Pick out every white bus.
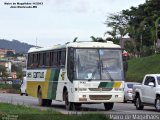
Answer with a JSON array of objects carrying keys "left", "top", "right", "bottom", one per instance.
[{"left": 26, "top": 41, "right": 124, "bottom": 110}]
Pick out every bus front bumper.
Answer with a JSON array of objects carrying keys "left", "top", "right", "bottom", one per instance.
[{"left": 71, "top": 92, "right": 124, "bottom": 103}]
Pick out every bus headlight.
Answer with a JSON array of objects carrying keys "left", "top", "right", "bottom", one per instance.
[
  {"left": 79, "top": 95, "right": 87, "bottom": 101},
  {"left": 115, "top": 95, "right": 123, "bottom": 98}
]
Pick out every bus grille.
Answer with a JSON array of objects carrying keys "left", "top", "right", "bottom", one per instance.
[
  {"left": 89, "top": 88, "right": 113, "bottom": 91},
  {"left": 89, "top": 95, "right": 112, "bottom": 100}
]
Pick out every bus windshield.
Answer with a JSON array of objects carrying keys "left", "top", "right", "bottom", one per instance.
[{"left": 74, "top": 49, "right": 124, "bottom": 81}]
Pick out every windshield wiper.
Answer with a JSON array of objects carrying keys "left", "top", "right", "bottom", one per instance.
[
  {"left": 88, "top": 60, "right": 114, "bottom": 81},
  {"left": 88, "top": 61, "right": 100, "bottom": 81},
  {"left": 88, "top": 68, "right": 98, "bottom": 81},
  {"left": 101, "top": 60, "right": 114, "bottom": 81}
]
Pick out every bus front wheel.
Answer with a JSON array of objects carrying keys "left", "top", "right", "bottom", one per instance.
[
  {"left": 104, "top": 103, "right": 114, "bottom": 111},
  {"left": 64, "top": 91, "right": 73, "bottom": 110},
  {"left": 73, "top": 103, "right": 81, "bottom": 111}
]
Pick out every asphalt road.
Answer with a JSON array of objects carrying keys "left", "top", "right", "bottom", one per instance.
[{"left": 0, "top": 93, "right": 160, "bottom": 115}]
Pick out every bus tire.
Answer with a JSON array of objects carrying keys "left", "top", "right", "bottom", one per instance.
[
  {"left": 104, "top": 103, "right": 114, "bottom": 111},
  {"left": 38, "top": 88, "right": 46, "bottom": 106},
  {"left": 64, "top": 91, "right": 73, "bottom": 110},
  {"left": 73, "top": 103, "right": 81, "bottom": 111},
  {"left": 46, "top": 99, "right": 52, "bottom": 107}
]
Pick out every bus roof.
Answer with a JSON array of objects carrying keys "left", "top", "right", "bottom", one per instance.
[{"left": 28, "top": 41, "right": 121, "bottom": 53}]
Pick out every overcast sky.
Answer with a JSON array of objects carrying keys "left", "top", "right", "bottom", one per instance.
[{"left": 0, "top": 0, "right": 145, "bottom": 47}]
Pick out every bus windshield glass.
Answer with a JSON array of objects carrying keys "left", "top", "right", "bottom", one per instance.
[{"left": 74, "top": 49, "right": 124, "bottom": 81}]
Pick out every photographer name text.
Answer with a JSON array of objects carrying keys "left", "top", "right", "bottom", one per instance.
[{"left": 4, "top": 2, "right": 43, "bottom": 8}]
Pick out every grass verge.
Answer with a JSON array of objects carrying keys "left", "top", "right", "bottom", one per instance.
[
  {"left": 126, "top": 54, "right": 160, "bottom": 82},
  {"left": 0, "top": 103, "right": 110, "bottom": 120}
]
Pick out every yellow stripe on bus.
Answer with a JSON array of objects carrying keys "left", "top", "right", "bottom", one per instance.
[
  {"left": 44, "top": 69, "right": 52, "bottom": 98},
  {"left": 27, "top": 81, "right": 44, "bottom": 97},
  {"left": 45, "top": 69, "right": 51, "bottom": 81},
  {"left": 113, "top": 82, "right": 122, "bottom": 88}
]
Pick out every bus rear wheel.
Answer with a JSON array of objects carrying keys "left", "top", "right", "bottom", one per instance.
[
  {"left": 46, "top": 99, "right": 52, "bottom": 106},
  {"left": 104, "top": 103, "right": 114, "bottom": 111},
  {"left": 38, "top": 88, "right": 52, "bottom": 106},
  {"left": 64, "top": 91, "right": 73, "bottom": 110}
]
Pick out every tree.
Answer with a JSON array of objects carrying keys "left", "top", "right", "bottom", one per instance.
[
  {"left": 0, "top": 65, "right": 8, "bottom": 80},
  {"left": 16, "top": 71, "right": 23, "bottom": 80},
  {"left": 138, "top": 20, "right": 146, "bottom": 55},
  {"left": 126, "top": 25, "right": 139, "bottom": 57},
  {"left": 103, "top": 0, "right": 160, "bottom": 57},
  {"left": 104, "top": 27, "right": 118, "bottom": 43},
  {"left": 90, "top": 36, "right": 106, "bottom": 42},
  {"left": 90, "top": 36, "right": 97, "bottom": 42},
  {"left": 122, "top": 0, "right": 160, "bottom": 55},
  {"left": 73, "top": 37, "right": 78, "bottom": 42},
  {"left": 106, "top": 37, "right": 114, "bottom": 41},
  {"left": 11, "top": 64, "right": 23, "bottom": 79},
  {"left": 118, "top": 26, "right": 127, "bottom": 47},
  {"left": 155, "top": 17, "right": 160, "bottom": 52},
  {"left": 104, "top": 13, "right": 128, "bottom": 46},
  {"left": 124, "top": 41, "right": 134, "bottom": 54}
]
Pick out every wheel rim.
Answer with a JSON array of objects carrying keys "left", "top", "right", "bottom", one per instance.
[
  {"left": 136, "top": 98, "right": 140, "bottom": 108},
  {"left": 156, "top": 99, "right": 160, "bottom": 110}
]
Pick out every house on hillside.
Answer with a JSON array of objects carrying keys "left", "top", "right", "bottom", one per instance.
[
  {"left": 0, "top": 48, "right": 16, "bottom": 58},
  {"left": 0, "top": 59, "right": 11, "bottom": 72}
]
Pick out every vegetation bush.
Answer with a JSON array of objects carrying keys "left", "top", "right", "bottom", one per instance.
[
  {"left": 141, "top": 46, "right": 154, "bottom": 57},
  {"left": 12, "top": 83, "right": 21, "bottom": 90},
  {"left": 0, "top": 84, "right": 12, "bottom": 89},
  {"left": 0, "top": 83, "right": 20, "bottom": 94},
  {"left": 126, "top": 54, "right": 160, "bottom": 82}
]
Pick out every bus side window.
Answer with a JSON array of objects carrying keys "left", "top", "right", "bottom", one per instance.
[
  {"left": 53, "top": 52, "right": 58, "bottom": 67},
  {"left": 46, "top": 52, "right": 50, "bottom": 67},
  {"left": 28, "top": 53, "right": 38, "bottom": 68},
  {"left": 40, "top": 53, "right": 43, "bottom": 67},
  {"left": 37, "top": 53, "right": 40, "bottom": 67},
  {"left": 57, "top": 50, "right": 66, "bottom": 67},
  {"left": 43, "top": 53, "right": 46, "bottom": 67},
  {"left": 27, "top": 53, "right": 32, "bottom": 68},
  {"left": 57, "top": 51, "right": 61, "bottom": 67},
  {"left": 67, "top": 48, "right": 74, "bottom": 82},
  {"left": 49, "top": 52, "right": 51, "bottom": 66},
  {"left": 61, "top": 50, "right": 66, "bottom": 67},
  {"left": 31, "top": 54, "right": 35, "bottom": 68},
  {"left": 33, "top": 53, "right": 38, "bottom": 68}
]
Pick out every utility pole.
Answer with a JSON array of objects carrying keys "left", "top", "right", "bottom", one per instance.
[{"left": 36, "top": 37, "right": 38, "bottom": 48}]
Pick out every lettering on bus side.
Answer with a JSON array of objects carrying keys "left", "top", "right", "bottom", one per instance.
[
  {"left": 27, "top": 72, "right": 32, "bottom": 78},
  {"left": 33, "top": 72, "right": 44, "bottom": 78}
]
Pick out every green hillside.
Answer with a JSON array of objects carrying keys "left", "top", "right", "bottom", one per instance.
[
  {"left": 126, "top": 54, "right": 160, "bottom": 82},
  {"left": 0, "top": 39, "right": 35, "bottom": 53}
]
